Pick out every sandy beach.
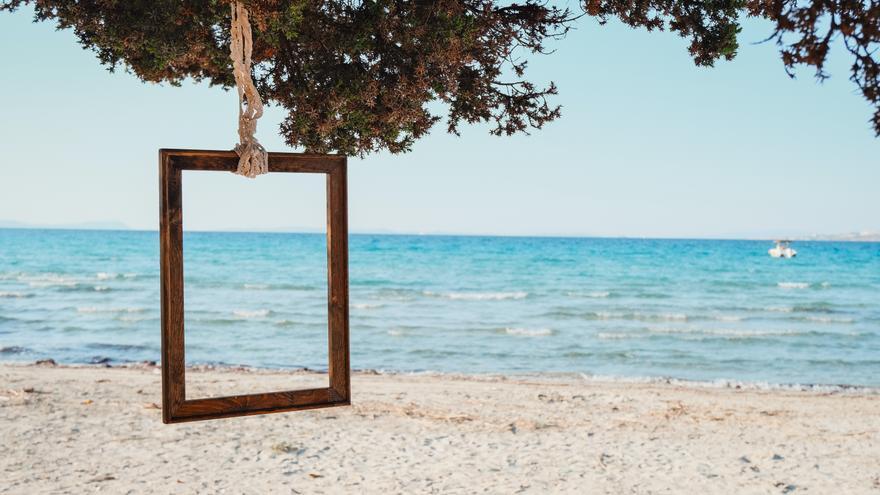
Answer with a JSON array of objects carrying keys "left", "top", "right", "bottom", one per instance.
[{"left": 0, "top": 363, "right": 877, "bottom": 494}]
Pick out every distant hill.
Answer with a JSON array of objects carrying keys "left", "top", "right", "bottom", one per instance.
[{"left": 800, "top": 231, "right": 880, "bottom": 242}]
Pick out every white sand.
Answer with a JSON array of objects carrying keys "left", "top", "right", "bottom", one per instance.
[{"left": 1, "top": 363, "right": 878, "bottom": 494}]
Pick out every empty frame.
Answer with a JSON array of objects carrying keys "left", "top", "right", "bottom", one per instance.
[{"left": 159, "top": 149, "right": 350, "bottom": 423}]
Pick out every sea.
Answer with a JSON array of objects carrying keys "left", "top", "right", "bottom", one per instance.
[{"left": 1, "top": 229, "right": 878, "bottom": 388}]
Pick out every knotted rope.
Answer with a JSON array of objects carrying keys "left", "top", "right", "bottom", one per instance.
[{"left": 230, "top": 1, "right": 268, "bottom": 178}]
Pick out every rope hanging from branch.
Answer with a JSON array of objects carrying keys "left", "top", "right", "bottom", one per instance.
[{"left": 230, "top": 1, "right": 268, "bottom": 178}]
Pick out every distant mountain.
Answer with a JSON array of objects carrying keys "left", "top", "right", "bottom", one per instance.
[{"left": 801, "top": 231, "right": 880, "bottom": 242}]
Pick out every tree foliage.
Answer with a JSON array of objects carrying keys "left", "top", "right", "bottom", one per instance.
[{"left": 2, "top": 0, "right": 879, "bottom": 155}]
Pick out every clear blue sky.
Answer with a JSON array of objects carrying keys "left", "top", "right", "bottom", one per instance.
[{"left": 0, "top": 6, "right": 877, "bottom": 238}]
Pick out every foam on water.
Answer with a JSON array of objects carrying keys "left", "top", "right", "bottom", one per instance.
[
  {"left": 567, "top": 291, "right": 611, "bottom": 298},
  {"left": 591, "top": 311, "right": 690, "bottom": 322},
  {"left": 766, "top": 305, "right": 795, "bottom": 313},
  {"left": 19, "top": 273, "right": 78, "bottom": 288},
  {"left": 596, "top": 327, "right": 814, "bottom": 341},
  {"left": 0, "top": 291, "right": 32, "bottom": 298},
  {"left": 77, "top": 306, "right": 146, "bottom": 314},
  {"left": 659, "top": 327, "right": 807, "bottom": 337},
  {"left": 778, "top": 281, "right": 811, "bottom": 289},
  {"left": 803, "top": 315, "right": 855, "bottom": 324},
  {"left": 353, "top": 303, "right": 385, "bottom": 310},
  {"left": 503, "top": 327, "right": 554, "bottom": 337},
  {"left": 232, "top": 309, "right": 271, "bottom": 318},
  {"left": 713, "top": 314, "right": 745, "bottom": 322},
  {"left": 426, "top": 291, "right": 528, "bottom": 301},
  {"left": 117, "top": 315, "right": 150, "bottom": 323}
]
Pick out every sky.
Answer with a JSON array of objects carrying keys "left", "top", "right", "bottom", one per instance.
[{"left": 0, "top": 6, "right": 877, "bottom": 238}]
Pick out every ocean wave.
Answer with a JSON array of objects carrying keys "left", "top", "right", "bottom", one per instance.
[
  {"left": 117, "top": 315, "right": 152, "bottom": 323},
  {"left": 778, "top": 282, "right": 810, "bottom": 289},
  {"left": 96, "top": 272, "right": 118, "bottom": 280},
  {"left": 19, "top": 274, "right": 78, "bottom": 288},
  {"left": 564, "top": 350, "right": 633, "bottom": 360},
  {"left": 60, "top": 325, "right": 89, "bottom": 333},
  {"left": 353, "top": 303, "right": 385, "bottom": 310},
  {"left": 272, "top": 283, "right": 318, "bottom": 291},
  {"left": 367, "top": 288, "right": 421, "bottom": 301},
  {"left": 595, "top": 311, "right": 689, "bottom": 322},
  {"left": 801, "top": 315, "right": 855, "bottom": 324},
  {"left": 187, "top": 317, "right": 239, "bottom": 326},
  {"left": 712, "top": 314, "right": 744, "bottom": 322},
  {"left": 551, "top": 308, "right": 856, "bottom": 323},
  {"left": 233, "top": 309, "right": 271, "bottom": 318},
  {"left": 186, "top": 280, "right": 316, "bottom": 291},
  {"left": 659, "top": 327, "right": 806, "bottom": 337},
  {"left": 632, "top": 292, "right": 673, "bottom": 299},
  {"left": 566, "top": 291, "right": 611, "bottom": 299},
  {"left": 594, "top": 331, "right": 690, "bottom": 341},
  {"left": 0, "top": 291, "right": 33, "bottom": 298},
  {"left": 595, "top": 332, "right": 635, "bottom": 340},
  {"left": 502, "top": 327, "right": 554, "bottom": 337},
  {"left": 766, "top": 305, "right": 794, "bottom": 313},
  {"left": 545, "top": 309, "right": 692, "bottom": 322},
  {"left": 86, "top": 342, "right": 153, "bottom": 352},
  {"left": 597, "top": 328, "right": 814, "bottom": 340},
  {"left": 56, "top": 284, "right": 119, "bottom": 293},
  {"left": 766, "top": 303, "right": 837, "bottom": 314},
  {"left": 593, "top": 311, "right": 622, "bottom": 320},
  {"left": 77, "top": 306, "right": 146, "bottom": 314},
  {"left": 656, "top": 313, "right": 688, "bottom": 321},
  {"left": 425, "top": 291, "right": 528, "bottom": 301},
  {"left": 793, "top": 304, "right": 837, "bottom": 314}
]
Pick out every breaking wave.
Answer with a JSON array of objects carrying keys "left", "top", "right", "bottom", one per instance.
[
  {"left": 425, "top": 291, "right": 528, "bottom": 301},
  {"left": 77, "top": 306, "right": 146, "bottom": 314},
  {"left": 502, "top": 327, "right": 554, "bottom": 337},
  {"left": 232, "top": 309, "right": 271, "bottom": 318},
  {"left": 778, "top": 282, "right": 810, "bottom": 289}
]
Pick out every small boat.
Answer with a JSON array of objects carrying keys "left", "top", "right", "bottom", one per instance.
[{"left": 769, "top": 240, "right": 797, "bottom": 258}]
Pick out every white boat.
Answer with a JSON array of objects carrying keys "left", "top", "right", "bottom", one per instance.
[{"left": 769, "top": 240, "right": 797, "bottom": 258}]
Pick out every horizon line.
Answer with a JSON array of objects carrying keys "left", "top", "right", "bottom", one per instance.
[{"left": 1, "top": 225, "right": 878, "bottom": 243}]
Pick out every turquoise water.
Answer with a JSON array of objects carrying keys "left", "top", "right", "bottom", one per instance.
[{"left": 1, "top": 229, "right": 878, "bottom": 386}]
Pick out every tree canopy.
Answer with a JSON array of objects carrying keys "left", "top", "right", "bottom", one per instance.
[{"left": 3, "top": 1, "right": 878, "bottom": 155}]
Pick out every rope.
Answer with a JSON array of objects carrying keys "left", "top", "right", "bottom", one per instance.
[{"left": 230, "top": 1, "right": 268, "bottom": 178}]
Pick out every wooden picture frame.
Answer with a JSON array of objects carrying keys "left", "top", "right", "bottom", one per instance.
[{"left": 159, "top": 149, "right": 350, "bottom": 423}]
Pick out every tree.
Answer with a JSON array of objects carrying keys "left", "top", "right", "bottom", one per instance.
[{"left": 3, "top": 1, "right": 878, "bottom": 156}]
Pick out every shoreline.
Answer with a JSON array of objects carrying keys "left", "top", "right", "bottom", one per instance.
[{"left": 4, "top": 358, "right": 879, "bottom": 395}]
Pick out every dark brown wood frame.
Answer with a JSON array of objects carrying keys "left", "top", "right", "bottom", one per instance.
[{"left": 159, "top": 149, "right": 350, "bottom": 423}]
